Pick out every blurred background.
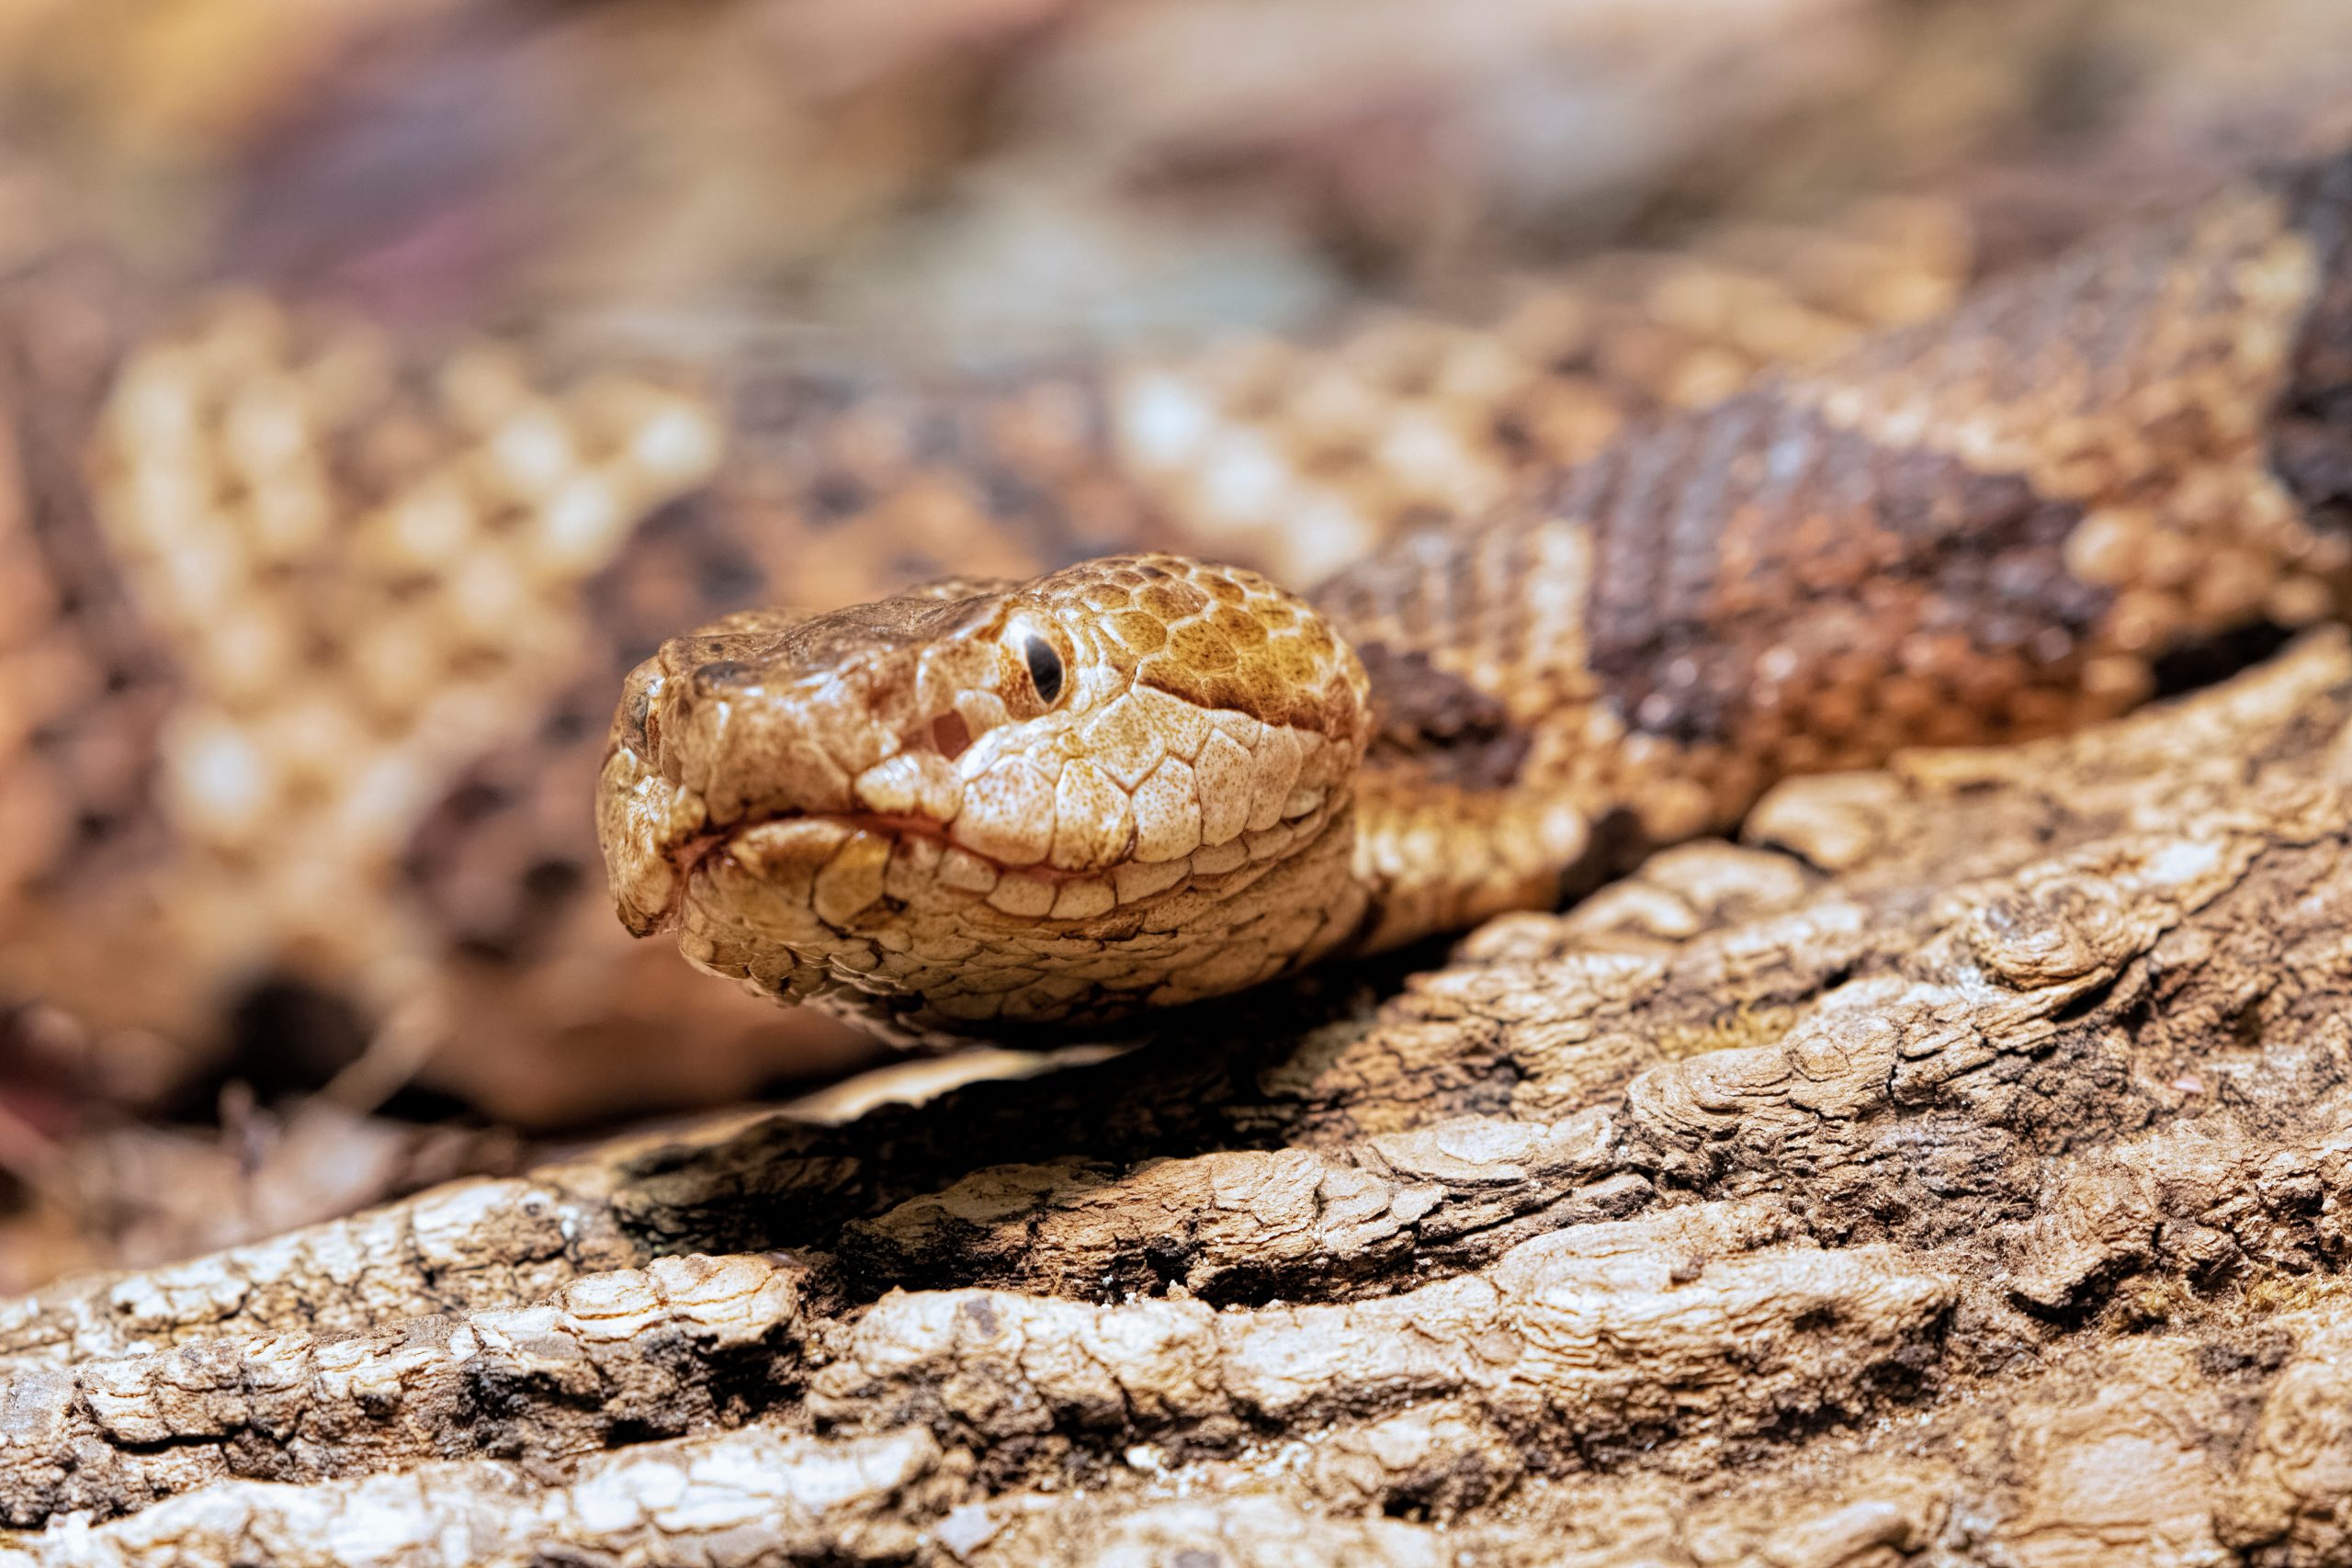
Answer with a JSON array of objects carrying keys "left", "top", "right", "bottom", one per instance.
[
  {"left": 0, "top": 0, "right": 2346, "bottom": 1292},
  {"left": 4, "top": 0, "right": 2345, "bottom": 342}
]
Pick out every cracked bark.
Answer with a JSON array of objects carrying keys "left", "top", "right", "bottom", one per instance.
[{"left": 16, "top": 633, "right": 2352, "bottom": 1562}]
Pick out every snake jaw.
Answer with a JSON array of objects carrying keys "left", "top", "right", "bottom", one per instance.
[{"left": 596, "top": 552, "right": 1374, "bottom": 1041}]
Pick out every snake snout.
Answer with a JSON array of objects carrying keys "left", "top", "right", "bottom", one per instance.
[{"left": 596, "top": 596, "right": 984, "bottom": 934}]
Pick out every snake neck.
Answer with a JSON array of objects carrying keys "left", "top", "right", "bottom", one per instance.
[{"left": 1312, "top": 513, "right": 1633, "bottom": 954}]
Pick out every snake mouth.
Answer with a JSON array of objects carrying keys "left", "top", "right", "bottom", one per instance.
[
  {"left": 656, "top": 805, "right": 927, "bottom": 913},
  {"left": 665, "top": 784, "right": 1361, "bottom": 1038},
  {"left": 604, "top": 705, "right": 1345, "bottom": 943},
  {"left": 685, "top": 784, "right": 1345, "bottom": 939}
]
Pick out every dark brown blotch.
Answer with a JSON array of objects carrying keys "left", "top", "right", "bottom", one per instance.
[
  {"left": 1579, "top": 390, "right": 2100, "bottom": 749},
  {"left": 2274, "top": 148, "right": 2352, "bottom": 540},
  {"left": 1355, "top": 643, "right": 1532, "bottom": 790}
]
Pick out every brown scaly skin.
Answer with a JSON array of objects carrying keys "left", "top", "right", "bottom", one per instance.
[{"left": 601, "top": 150, "right": 2352, "bottom": 1044}]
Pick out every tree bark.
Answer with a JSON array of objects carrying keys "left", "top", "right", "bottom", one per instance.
[{"left": 15, "top": 632, "right": 2352, "bottom": 1563}]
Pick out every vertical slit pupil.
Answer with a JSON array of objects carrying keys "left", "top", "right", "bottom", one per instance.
[{"left": 1023, "top": 636, "right": 1064, "bottom": 704}]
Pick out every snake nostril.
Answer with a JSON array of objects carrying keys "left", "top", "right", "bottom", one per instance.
[
  {"left": 625, "top": 684, "right": 657, "bottom": 752},
  {"left": 930, "top": 710, "right": 974, "bottom": 761}
]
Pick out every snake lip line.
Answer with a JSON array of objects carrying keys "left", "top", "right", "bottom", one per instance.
[{"left": 650, "top": 802, "right": 1133, "bottom": 931}]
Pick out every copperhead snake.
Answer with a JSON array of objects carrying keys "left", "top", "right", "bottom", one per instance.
[
  {"left": 4, "top": 137, "right": 2346, "bottom": 1104},
  {"left": 596, "top": 149, "right": 2352, "bottom": 1044}
]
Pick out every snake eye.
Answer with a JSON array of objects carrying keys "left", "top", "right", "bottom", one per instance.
[{"left": 1021, "top": 633, "right": 1065, "bottom": 705}]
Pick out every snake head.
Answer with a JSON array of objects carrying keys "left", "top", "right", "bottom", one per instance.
[{"left": 596, "top": 552, "right": 1372, "bottom": 1042}]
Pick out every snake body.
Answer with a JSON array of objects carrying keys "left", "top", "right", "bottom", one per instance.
[
  {"left": 0, "top": 152, "right": 1984, "bottom": 1111},
  {"left": 599, "top": 150, "right": 2352, "bottom": 1043},
  {"left": 0, "top": 137, "right": 2343, "bottom": 1103}
]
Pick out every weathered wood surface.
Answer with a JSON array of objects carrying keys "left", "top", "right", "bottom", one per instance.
[{"left": 16, "top": 632, "right": 2352, "bottom": 1563}]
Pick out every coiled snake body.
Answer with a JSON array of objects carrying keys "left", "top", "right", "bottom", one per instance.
[
  {"left": 6, "top": 142, "right": 2350, "bottom": 1099},
  {"left": 598, "top": 151, "right": 2352, "bottom": 1043}
]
